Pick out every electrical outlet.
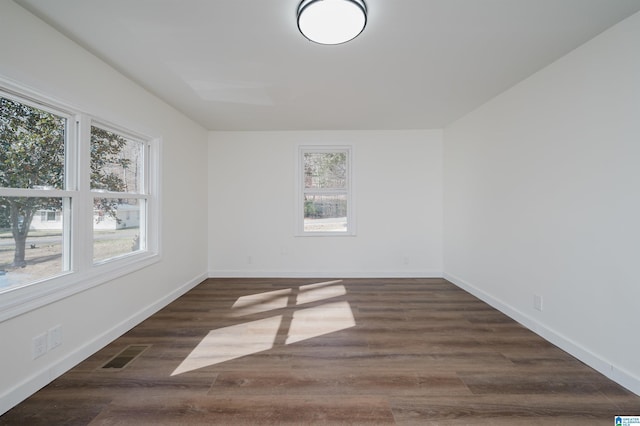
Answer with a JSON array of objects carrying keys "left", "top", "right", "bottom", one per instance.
[
  {"left": 534, "top": 295, "right": 544, "bottom": 312},
  {"left": 32, "top": 333, "right": 48, "bottom": 359},
  {"left": 48, "top": 325, "right": 62, "bottom": 350}
]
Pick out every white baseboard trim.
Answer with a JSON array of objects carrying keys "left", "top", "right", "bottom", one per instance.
[
  {"left": 0, "top": 272, "right": 207, "bottom": 416},
  {"left": 208, "top": 269, "right": 443, "bottom": 279},
  {"left": 443, "top": 272, "right": 640, "bottom": 397}
]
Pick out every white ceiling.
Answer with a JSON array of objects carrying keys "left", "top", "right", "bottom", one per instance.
[{"left": 15, "top": 0, "right": 640, "bottom": 131}]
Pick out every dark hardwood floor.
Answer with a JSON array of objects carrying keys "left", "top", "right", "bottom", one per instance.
[{"left": 2, "top": 278, "right": 639, "bottom": 425}]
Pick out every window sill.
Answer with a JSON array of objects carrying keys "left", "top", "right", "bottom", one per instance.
[{"left": 0, "top": 251, "right": 160, "bottom": 322}]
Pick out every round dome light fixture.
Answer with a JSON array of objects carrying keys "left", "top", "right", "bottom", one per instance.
[{"left": 297, "top": 0, "right": 367, "bottom": 45}]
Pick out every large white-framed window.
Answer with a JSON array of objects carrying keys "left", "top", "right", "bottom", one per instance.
[
  {"left": 0, "top": 80, "right": 160, "bottom": 321},
  {"left": 296, "top": 145, "right": 354, "bottom": 236},
  {"left": 90, "top": 123, "right": 151, "bottom": 264}
]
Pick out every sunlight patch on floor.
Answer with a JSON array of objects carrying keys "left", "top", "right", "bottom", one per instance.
[
  {"left": 297, "top": 280, "right": 346, "bottom": 305},
  {"left": 285, "top": 300, "right": 356, "bottom": 345},
  {"left": 171, "top": 315, "right": 282, "bottom": 376},
  {"left": 230, "top": 288, "right": 292, "bottom": 317},
  {"left": 172, "top": 280, "right": 355, "bottom": 375}
]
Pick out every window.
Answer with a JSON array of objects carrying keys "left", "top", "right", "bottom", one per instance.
[
  {"left": 297, "top": 146, "right": 354, "bottom": 235},
  {"left": 0, "top": 96, "right": 71, "bottom": 286},
  {"left": 41, "top": 211, "right": 58, "bottom": 222},
  {"left": 0, "top": 81, "right": 159, "bottom": 320},
  {"left": 91, "top": 125, "right": 148, "bottom": 263}
]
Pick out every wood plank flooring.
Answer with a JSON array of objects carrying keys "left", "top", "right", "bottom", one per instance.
[{"left": 2, "top": 278, "right": 639, "bottom": 425}]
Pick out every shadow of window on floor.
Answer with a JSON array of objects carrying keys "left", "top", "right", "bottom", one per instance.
[{"left": 171, "top": 280, "right": 355, "bottom": 376}]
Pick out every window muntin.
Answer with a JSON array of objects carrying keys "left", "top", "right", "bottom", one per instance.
[
  {"left": 0, "top": 83, "right": 159, "bottom": 320},
  {"left": 298, "top": 146, "right": 353, "bottom": 235}
]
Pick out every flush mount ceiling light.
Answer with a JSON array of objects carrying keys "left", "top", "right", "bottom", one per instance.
[{"left": 297, "top": 0, "right": 367, "bottom": 45}]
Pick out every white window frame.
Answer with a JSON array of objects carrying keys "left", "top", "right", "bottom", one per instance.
[
  {"left": 88, "top": 120, "right": 155, "bottom": 265},
  {"left": 296, "top": 145, "right": 355, "bottom": 236},
  {"left": 0, "top": 78, "right": 161, "bottom": 322}
]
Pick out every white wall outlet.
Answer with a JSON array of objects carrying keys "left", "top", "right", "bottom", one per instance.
[
  {"left": 32, "top": 333, "right": 48, "bottom": 359},
  {"left": 403, "top": 256, "right": 410, "bottom": 265},
  {"left": 534, "top": 295, "right": 544, "bottom": 312},
  {"left": 48, "top": 325, "right": 62, "bottom": 350}
]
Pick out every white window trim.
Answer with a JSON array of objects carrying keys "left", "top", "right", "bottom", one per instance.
[
  {"left": 0, "top": 77, "right": 161, "bottom": 322},
  {"left": 295, "top": 144, "right": 355, "bottom": 237},
  {"left": 88, "top": 119, "right": 158, "bottom": 264}
]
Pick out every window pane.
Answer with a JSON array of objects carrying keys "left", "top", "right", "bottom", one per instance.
[
  {"left": 93, "top": 198, "right": 142, "bottom": 263},
  {"left": 91, "top": 126, "right": 143, "bottom": 193},
  {"left": 0, "top": 97, "right": 66, "bottom": 189},
  {"left": 303, "top": 194, "right": 347, "bottom": 233},
  {"left": 0, "top": 197, "right": 67, "bottom": 291},
  {"left": 304, "top": 152, "right": 347, "bottom": 189}
]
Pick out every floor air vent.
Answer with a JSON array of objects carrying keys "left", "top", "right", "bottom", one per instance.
[{"left": 101, "top": 345, "right": 150, "bottom": 370}]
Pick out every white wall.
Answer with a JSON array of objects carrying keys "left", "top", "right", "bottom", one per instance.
[
  {"left": 444, "top": 11, "right": 640, "bottom": 394},
  {"left": 209, "top": 130, "right": 443, "bottom": 278},
  {"left": 0, "top": 1, "right": 209, "bottom": 413}
]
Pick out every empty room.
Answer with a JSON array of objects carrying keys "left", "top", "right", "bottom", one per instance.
[{"left": 1, "top": 0, "right": 639, "bottom": 424}]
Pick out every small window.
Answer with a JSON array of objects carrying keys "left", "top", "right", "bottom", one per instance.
[
  {"left": 297, "top": 146, "right": 354, "bottom": 236},
  {"left": 40, "top": 211, "right": 57, "bottom": 222}
]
